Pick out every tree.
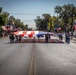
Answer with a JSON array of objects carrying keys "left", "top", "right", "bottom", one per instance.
[
  {"left": 54, "top": 4, "right": 76, "bottom": 32},
  {"left": 0, "top": 7, "right": 9, "bottom": 26},
  {"left": 15, "top": 19, "right": 26, "bottom": 30},
  {"left": 42, "top": 14, "right": 51, "bottom": 30},
  {"left": 8, "top": 16, "right": 15, "bottom": 25},
  {"left": 0, "top": 7, "right": 2, "bottom": 13},
  {"left": 34, "top": 16, "right": 42, "bottom": 30},
  {"left": 25, "top": 24, "right": 28, "bottom": 30},
  {"left": 34, "top": 14, "right": 51, "bottom": 30},
  {"left": 47, "top": 16, "right": 54, "bottom": 31},
  {"left": 54, "top": 4, "right": 76, "bottom": 24},
  {"left": 2, "top": 11, "right": 9, "bottom": 25}
]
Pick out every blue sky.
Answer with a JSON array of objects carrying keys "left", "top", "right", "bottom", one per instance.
[{"left": 0, "top": 0, "right": 76, "bottom": 28}]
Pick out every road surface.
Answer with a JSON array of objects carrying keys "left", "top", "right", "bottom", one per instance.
[{"left": 0, "top": 37, "right": 76, "bottom": 75}]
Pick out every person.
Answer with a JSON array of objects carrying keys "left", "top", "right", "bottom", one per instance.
[
  {"left": 9, "top": 34, "right": 12, "bottom": 43},
  {"left": 18, "top": 35, "right": 22, "bottom": 43},
  {"left": 65, "top": 32, "right": 70, "bottom": 44},
  {"left": 37, "top": 35, "right": 40, "bottom": 40},
  {"left": 45, "top": 33, "right": 49, "bottom": 43},
  {"left": 58, "top": 32, "right": 63, "bottom": 41},
  {"left": 67, "top": 32, "right": 70, "bottom": 44},
  {"left": 11, "top": 34, "right": 15, "bottom": 42},
  {"left": 0, "top": 32, "right": 3, "bottom": 38},
  {"left": 15, "top": 35, "right": 18, "bottom": 42},
  {"left": 65, "top": 32, "right": 68, "bottom": 43},
  {"left": 48, "top": 34, "right": 51, "bottom": 39}
]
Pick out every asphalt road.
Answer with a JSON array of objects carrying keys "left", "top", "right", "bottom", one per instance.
[{"left": 0, "top": 37, "right": 76, "bottom": 75}]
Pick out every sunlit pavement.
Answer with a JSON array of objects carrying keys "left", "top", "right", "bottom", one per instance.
[
  {"left": 0, "top": 37, "right": 76, "bottom": 75},
  {"left": 36, "top": 43, "right": 76, "bottom": 75}
]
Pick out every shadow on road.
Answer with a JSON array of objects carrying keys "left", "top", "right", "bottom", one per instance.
[{"left": 4, "top": 39, "right": 64, "bottom": 44}]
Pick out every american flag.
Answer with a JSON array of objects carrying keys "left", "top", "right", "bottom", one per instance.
[
  {"left": 57, "top": 27, "right": 61, "bottom": 31},
  {"left": 2, "top": 26, "right": 9, "bottom": 30}
]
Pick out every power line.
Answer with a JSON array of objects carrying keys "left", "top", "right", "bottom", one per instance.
[{"left": 9, "top": 13, "right": 40, "bottom": 15}]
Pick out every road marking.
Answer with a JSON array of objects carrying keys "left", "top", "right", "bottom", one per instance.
[{"left": 29, "top": 43, "right": 36, "bottom": 75}]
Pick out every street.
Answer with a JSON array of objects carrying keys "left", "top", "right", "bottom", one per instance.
[{"left": 0, "top": 37, "right": 76, "bottom": 75}]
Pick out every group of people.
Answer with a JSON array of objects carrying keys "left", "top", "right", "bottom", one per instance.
[
  {"left": 8, "top": 31, "right": 71, "bottom": 43},
  {"left": 0, "top": 31, "right": 8, "bottom": 38},
  {"left": 58, "top": 31, "right": 71, "bottom": 44},
  {"left": 9, "top": 34, "right": 22, "bottom": 43}
]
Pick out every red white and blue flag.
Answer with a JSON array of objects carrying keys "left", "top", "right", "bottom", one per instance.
[
  {"left": 57, "top": 27, "right": 61, "bottom": 31},
  {"left": 2, "top": 26, "right": 9, "bottom": 30},
  {"left": 13, "top": 31, "right": 55, "bottom": 38}
]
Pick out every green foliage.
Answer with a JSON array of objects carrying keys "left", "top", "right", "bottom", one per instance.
[
  {"left": 54, "top": 4, "right": 76, "bottom": 23},
  {"left": 35, "top": 14, "right": 51, "bottom": 30},
  {"left": 0, "top": 7, "right": 9, "bottom": 26},
  {"left": 0, "top": 14, "right": 6, "bottom": 26},
  {"left": 1, "top": 4, "right": 76, "bottom": 32},
  {"left": 0, "top": 7, "right": 25, "bottom": 30},
  {"left": 54, "top": 4, "right": 76, "bottom": 31},
  {"left": 0, "top": 7, "right": 2, "bottom": 13}
]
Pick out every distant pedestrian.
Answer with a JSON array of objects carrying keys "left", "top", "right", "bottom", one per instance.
[
  {"left": 19, "top": 35, "right": 22, "bottom": 43},
  {"left": 65, "top": 32, "right": 70, "bottom": 44},
  {"left": 9, "top": 34, "right": 12, "bottom": 43},
  {"left": 48, "top": 34, "right": 51, "bottom": 39},
  {"left": 65, "top": 33, "right": 68, "bottom": 43},
  {"left": 11, "top": 34, "right": 15, "bottom": 42},
  {"left": 45, "top": 33, "right": 49, "bottom": 43},
  {"left": 58, "top": 32, "right": 63, "bottom": 41},
  {"left": 15, "top": 35, "right": 18, "bottom": 42},
  {"left": 67, "top": 32, "right": 70, "bottom": 44},
  {"left": 0, "top": 33, "right": 3, "bottom": 38}
]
